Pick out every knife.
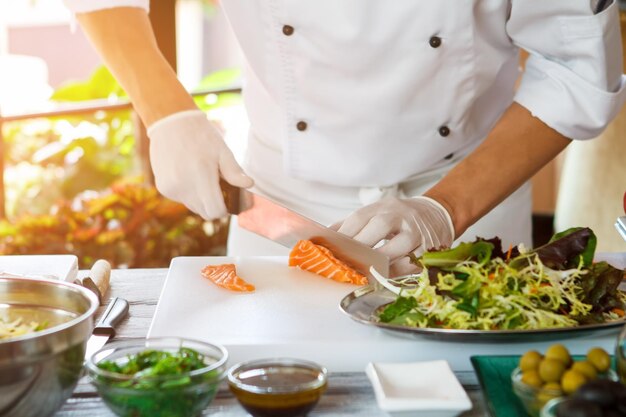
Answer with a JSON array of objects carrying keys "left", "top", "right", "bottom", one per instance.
[
  {"left": 221, "top": 180, "right": 390, "bottom": 280},
  {"left": 85, "top": 297, "right": 130, "bottom": 361},
  {"left": 616, "top": 216, "right": 626, "bottom": 243}
]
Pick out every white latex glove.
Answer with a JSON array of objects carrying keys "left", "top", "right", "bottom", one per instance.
[
  {"left": 333, "top": 196, "right": 455, "bottom": 276},
  {"left": 147, "top": 109, "right": 253, "bottom": 219}
]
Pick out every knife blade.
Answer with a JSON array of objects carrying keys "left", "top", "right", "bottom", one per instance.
[
  {"left": 221, "top": 180, "right": 390, "bottom": 279},
  {"left": 85, "top": 297, "right": 129, "bottom": 361},
  {"left": 616, "top": 216, "right": 626, "bottom": 243}
]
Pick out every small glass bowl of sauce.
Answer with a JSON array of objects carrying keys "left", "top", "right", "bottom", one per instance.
[{"left": 227, "top": 358, "right": 328, "bottom": 417}]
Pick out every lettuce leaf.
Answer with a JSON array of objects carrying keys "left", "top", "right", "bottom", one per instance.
[
  {"left": 379, "top": 297, "right": 418, "bottom": 323},
  {"left": 533, "top": 227, "right": 596, "bottom": 269},
  {"left": 417, "top": 241, "right": 494, "bottom": 268},
  {"left": 578, "top": 261, "right": 624, "bottom": 316}
]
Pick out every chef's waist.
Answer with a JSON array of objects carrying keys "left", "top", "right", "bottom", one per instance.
[{"left": 244, "top": 131, "right": 472, "bottom": 214}]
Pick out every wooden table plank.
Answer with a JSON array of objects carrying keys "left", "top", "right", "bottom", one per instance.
[{"left": 55, "top": 268, "right": 489, "bottom": 416}]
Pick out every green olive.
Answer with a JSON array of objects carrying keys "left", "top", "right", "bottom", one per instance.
[
  {"left": 542, "top": 382, "right": 563, "bottom": 392},
  {"left": 571, "top": 360, "right": 598, "bottom": 380},
  {"left": 520, "top": 350, "right": 543, "bottom": 372},
  {"left": 537, "top": 382, "right": 563, "bottom": 405},
  {"left": 586, "top": 347, "right": 611, "bottom": 373},
  {"left": 521, "top": 369, "right": 543, "bottom": 388},
  {"left": 539, "top": 358, "right": 567, "bottom": 383},
  {"left": 545, "top": 344, "right": 572, "bottom": 366},
  {"left": 561, "top": 370, "right": 587, "bottom": 395}
]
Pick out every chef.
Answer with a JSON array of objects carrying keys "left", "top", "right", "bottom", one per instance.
[{"left": 64, "top": 0, "right": 625, "bottom": 275}]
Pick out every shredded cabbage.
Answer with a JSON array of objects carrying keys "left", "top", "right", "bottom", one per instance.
[
  {"left": 0, "top": 317, "right": 45, "bottom": 339},
  {"left": 378, "top": 253, "right": 623, "bottom": 330}
]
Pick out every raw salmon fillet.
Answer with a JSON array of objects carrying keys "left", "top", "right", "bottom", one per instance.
[
  {"left": 201, "top": 263, "right": 255, "bottom": 292},
  {"left": 289, "top": 240, "right": 367, "bottom": 285}
]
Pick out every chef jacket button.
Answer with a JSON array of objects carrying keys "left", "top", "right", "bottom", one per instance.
[
  {"left": 282, "top": 25, "right": 295, "bottom": 36},
  {"left": 296, "top": 121, "right": 308, "bottom": 131},
  {"left": 429, "top": 36, "right": 442, "bottom": 48},
  {"left": 438, "top": 126, "right": 450, "bottom": 137},
  {"left": 444, "top": 153, "right": 454, "bottom": 160}
]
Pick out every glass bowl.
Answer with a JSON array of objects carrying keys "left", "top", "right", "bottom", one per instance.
[
  {"left": 616, "top": 323, "right": 626, "bottom": 383},
  {"left": 540, "top": 397, "right": 564, "bottom": 417},
  {"left": 85, "top": 337, "right": 228, "bottom": 417},
  {"left": 227, "top": 358, "right": 327, "bottom": 417},
  {"left": 511, "top": 367, "right": 618, "bottom": 417},
  {"left": 511, "top": 367, "right": 564, "bottom": 417}
]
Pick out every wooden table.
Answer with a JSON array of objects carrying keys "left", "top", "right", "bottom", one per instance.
[{"left": 55, "top": 268, "right": 489, "bottom": 416}]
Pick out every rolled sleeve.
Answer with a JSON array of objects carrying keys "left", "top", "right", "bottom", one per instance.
[
  {"left": 63, "top": 0, "right": 149, "bottom": 14},
  {"left": 509, "top": 0, "right": 626, "bottom": 139}
]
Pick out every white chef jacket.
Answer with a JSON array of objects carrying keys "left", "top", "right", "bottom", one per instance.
[{"left": 65, "top": 0, "right": 626, "bottom": 252}]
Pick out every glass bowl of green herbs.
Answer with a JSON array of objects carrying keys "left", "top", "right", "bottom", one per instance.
[{"left": 85, "top": 337, "right": 228, "bottom": 417}]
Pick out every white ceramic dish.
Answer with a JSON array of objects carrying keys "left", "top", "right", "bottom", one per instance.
[{"left": 365, "top": 360, "right": 472, "bottom": 417}]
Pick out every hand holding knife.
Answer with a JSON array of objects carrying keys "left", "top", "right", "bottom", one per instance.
[{"left": 220, "top": 179, "right": 390, "bottom": 281}]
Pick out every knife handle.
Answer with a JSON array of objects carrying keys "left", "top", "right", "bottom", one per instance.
[
  {"left": 220, "top": 178, "right": 254, "bottom": 215},
  {"left": 95, "top": 297, "right": 129, "bottom": 337},
  {"left": 83, "top": 259, "right": 111, "bottom": 304}
]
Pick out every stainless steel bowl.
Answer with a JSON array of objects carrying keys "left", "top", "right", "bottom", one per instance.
[{"left": 0, "top": 276, "right": 99, "bottom": 417}]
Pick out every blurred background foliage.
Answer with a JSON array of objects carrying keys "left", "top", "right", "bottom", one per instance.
[
  {"left": 0, "top": 178, "right": 229, "bottom": 268},
  {"left": 0, "top": 65, "right": 242, "bottom": 268}
]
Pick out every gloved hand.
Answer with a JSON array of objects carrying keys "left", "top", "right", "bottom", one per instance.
[
  {"left": 333, "top": 196, "right": 455, "bottom": 276},
  {"left": 147, "top": 109, "right": 253, "bottom": 219}
]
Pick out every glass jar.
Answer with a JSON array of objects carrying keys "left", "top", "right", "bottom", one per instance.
[{"left": 616, "top": 323, "right": 626, "bottom": 384}]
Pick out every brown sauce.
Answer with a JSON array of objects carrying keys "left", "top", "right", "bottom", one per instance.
[
  {"left": 230, "top": 367, "right": 326, "bottom": 417},
  {"left": 239, "top": 367, "right": 319, "bottom": 388}
]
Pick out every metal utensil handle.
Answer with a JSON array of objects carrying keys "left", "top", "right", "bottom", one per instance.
[
  {"left": 94, "top": 297, "right": 129, "bottom": 337},
  {"left": 616, "top": 217, "right": 626, "bottom": 243}
]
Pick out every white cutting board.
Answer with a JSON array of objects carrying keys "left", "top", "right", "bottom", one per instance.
[
  {"left": 148, "top": 256, "right": 623, "bottom": 372},
  {"left": 0, "top": 254, "right": 78, "bottom": 281}
]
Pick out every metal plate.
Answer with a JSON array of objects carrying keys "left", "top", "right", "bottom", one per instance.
[{"left": 339, "top": 285, "right": 626, "bottom": 342}]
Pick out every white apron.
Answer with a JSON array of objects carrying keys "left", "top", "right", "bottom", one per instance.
[
  {"left": 227, "top": 132, "right": 532, "bottom": 256},
  {"left": 223, "top": 0, "right": 536, "bottom": 255}
]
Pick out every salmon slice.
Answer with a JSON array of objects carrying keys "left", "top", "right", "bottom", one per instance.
[
  {"left": 289, "top": 240, "right": 367, "bottom": 285},
  {"left": 201, "top": 263, "right": 255, "bottom": 292}
]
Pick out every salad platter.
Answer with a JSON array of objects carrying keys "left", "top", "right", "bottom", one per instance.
[
  {"left": 340, "top": 228, "right": 626, "bottom": 342},
  {"left": 340, "top": 285, "right": 626, "bottom": 342}
]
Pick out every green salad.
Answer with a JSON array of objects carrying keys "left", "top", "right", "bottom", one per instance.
[
  {"left": 97, "top": 348, "right": 211, "bottom": 388},
  {"left": 94, "top": 348, "right": 222, "bottom": 417},
  {"left": 377, "top": 227, "right": 626, "bottom": 330}
]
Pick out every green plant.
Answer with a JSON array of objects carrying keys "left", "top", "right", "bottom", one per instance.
[
  {"left": 2, "top": 67, "right": 137, "bottom": 217},
  {"left": 0, "top": 179, "right": 228, "bottom": 268},
  {"left": 51, "top": 66, "right": 126, "bottom": 101},
  {"left": 1, "top": 65, "right": 243, "bottom": 266},
  {"left": 192, "top": 67, "right": 242, "bottom": 112}
]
